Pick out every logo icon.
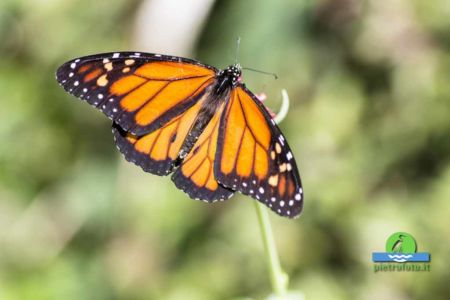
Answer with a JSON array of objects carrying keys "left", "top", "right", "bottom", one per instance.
[{"left": 372, "top": 232, "right": 430, "bottom": 263}]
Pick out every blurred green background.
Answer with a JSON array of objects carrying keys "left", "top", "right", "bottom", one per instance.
[{"left": 0, "top": 0, "right": 449, "bottom": 299}]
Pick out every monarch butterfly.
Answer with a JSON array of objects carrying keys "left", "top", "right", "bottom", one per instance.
[{"left": 56, "top": 52, "right": 303, "bottom": 218}]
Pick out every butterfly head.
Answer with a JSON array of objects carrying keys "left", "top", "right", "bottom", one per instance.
[{"left": 223, "top": 64, "right": 242, "bottom": 86}]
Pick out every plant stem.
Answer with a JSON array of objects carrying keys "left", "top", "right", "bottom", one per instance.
[
  {"left": 273, "top": 89, "right": 290, "bottom": 125},
  {"left": 254, "top": 89, "right": 290, "bottom": 298},
  {"left": 254, "top": 201, "right": 288, "bottom": 297}
]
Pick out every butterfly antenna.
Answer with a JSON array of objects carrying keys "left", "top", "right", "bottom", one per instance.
[
  {"left": 242, "top": 67, "right": 278, "bottom": 80},
  {"left": 235, "top": 37, "right": 241, "bottom": 64}
]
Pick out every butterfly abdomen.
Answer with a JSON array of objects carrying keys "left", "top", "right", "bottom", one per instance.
[{"left": 177, "top": 85, "right": 229, "bottom": 162}]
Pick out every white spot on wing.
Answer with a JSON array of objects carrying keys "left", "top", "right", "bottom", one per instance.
[{"left": 286, "top": 151, "right": 293, "bottom": 160}]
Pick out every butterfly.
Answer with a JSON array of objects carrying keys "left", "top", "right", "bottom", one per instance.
[{"left": 56, "top": 52, "right": 303, "bottom": 218}]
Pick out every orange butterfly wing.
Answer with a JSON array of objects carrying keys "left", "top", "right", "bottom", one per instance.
[
  {"left": 112, "top": 95, "right": 209, "bottom": 175},
  {"left": 172, "top": 103, "right": 234, "bottom": 202},
  {"left": 215, "top": 86, "right": 303, "bottom": 218},
  {"left": 56, "top": 52, "right": 216, "bottom": 135}
]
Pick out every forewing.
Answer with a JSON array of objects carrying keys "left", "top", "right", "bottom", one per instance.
[
  {"left": 215, "top": 85, "right": 303, "bottom": 218},
  {"left": 56, "top": 52, "right": 217, "bottom": 135}
]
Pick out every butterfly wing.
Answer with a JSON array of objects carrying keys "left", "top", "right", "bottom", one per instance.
[
  {"left": 215, "top": 85, "right": 303, "bottom": 218},
  {"left": 56, "top": 52, "right": 217, "bottom": 135},
  {"left": 113, "top": 91, "right": 233, "bottom": 200},
  {"left": 112, "top": 93, "right": 209, "bottom": 176},
  {"left": 172, "top": 103, "right": 234, "bottom": 202}
]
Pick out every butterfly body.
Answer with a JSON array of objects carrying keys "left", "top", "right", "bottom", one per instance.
[
  {"left": 57, "top": 52, "right": 303, "bottom": 218},
  {"left": 168, "top": 64, "right": 242, "bottom": 166}
]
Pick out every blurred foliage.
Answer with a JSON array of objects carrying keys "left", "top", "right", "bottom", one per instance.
[{"left": 0, "top": 0, "right": 449, "bottom": 299}]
